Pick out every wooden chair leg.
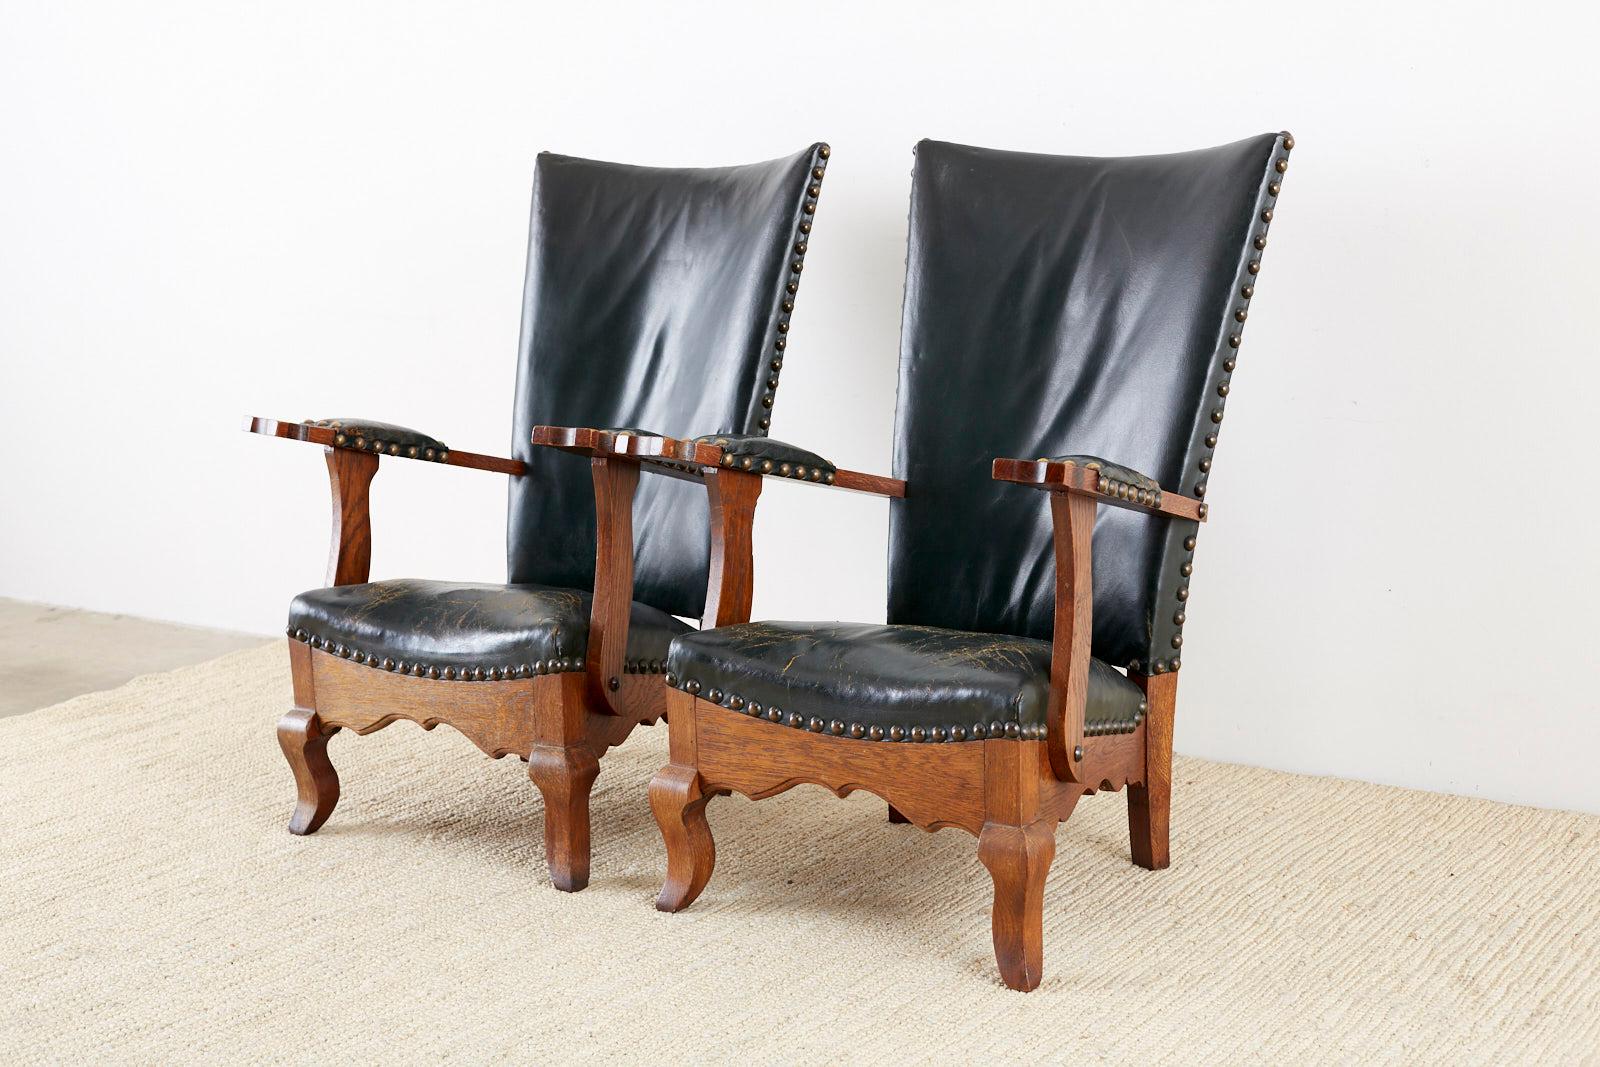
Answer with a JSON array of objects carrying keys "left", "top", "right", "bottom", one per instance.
[
  {"left": 650, "top": 763, "right": 716, "bottom": 912},
  {"left": 1128, "top": 672, "right": 1177, "bottom": 870},
  {"left": 887, "top": 803, "right": 910, "bottom": 824},
  {"left": 527, "top": 742, "right": 601, "bottom": 892},
  {"left": 977, "top": 820, "right": 1057, "bottom": 992},
  {"left": 278, "top": 707, "right": 340, "bottom": 836}
]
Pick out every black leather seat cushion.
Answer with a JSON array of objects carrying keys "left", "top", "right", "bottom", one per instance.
[
  {"left": 666, "top": 622, "right": 1146, "bottom": 742},
  {"left": 288, "top": 580, "right": 691, "bottom": 680}
]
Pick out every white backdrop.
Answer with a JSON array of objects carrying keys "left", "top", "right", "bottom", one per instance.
[{"left": 4, "top": 1, "right": 1598, "bottom": 811}]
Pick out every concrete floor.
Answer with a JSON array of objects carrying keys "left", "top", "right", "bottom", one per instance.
[{"left": 0, "top": 598, "right": 267, "bottom": 718}]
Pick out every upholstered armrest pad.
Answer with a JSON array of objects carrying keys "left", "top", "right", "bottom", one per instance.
[
  {"left": 696, "top": 434, "right": 836, "bottom": 482},
  {"left": 992, "top": 454, "right": 1204, "bottom": 520},
  {"left": 1046, "top": 455, "right": 1159, "bottom": 493},
  {"left": 309, "top": 419, "right": 449, "bottom": 461}
]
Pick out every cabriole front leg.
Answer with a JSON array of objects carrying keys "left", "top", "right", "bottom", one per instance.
[{"left": 278, "top": 707, "right": 340, "bottom": 835}]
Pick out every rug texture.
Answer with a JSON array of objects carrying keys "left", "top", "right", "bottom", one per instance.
[{"left": 2, "top": 644, "right": 1598, "bottom": 1064}]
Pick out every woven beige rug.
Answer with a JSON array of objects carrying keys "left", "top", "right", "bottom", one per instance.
[{"left": 3, "top": 645, "right": 1597, "bottom": 1064}]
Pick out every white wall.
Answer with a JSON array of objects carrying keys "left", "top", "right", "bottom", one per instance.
[{"left": 3, "top": 1, "right": 1598, "bottom": 812}]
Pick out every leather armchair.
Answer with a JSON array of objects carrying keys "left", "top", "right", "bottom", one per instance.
[
  {"left": 646, "top": 132, "right": 1296, "bottom": 991},
  {"left": 248, "top": 142, "right": 834, "bottom": 892}
]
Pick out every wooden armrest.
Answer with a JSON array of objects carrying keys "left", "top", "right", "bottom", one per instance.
[
  {"left": 532, "top": 425, "right": 904, "bottom": 498},
  {"left": 992, "top": 456, "right": 1205, "bottom": 522},
  {"left": 248, "top": 417, "right": 525, "bottom": 476}
]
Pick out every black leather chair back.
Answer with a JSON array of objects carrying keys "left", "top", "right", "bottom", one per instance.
[
  {"left": 509, "top": 146, "right": 827, "bottom": 619},
  {"left": 888, "top": 135, "right": 1290, "bottom": 672}
]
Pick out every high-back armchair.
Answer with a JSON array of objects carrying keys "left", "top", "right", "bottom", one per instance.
[
  {"left": 648, "top": 133, "right": 1294, "bottom": 989},
  {"left": 250, "top": 143, "right": 832, "bottom": 891}
]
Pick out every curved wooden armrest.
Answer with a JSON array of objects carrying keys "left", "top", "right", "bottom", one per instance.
[
  {"left": 248, "top": 417, "right": 525, "bottom": 476},
  {"left": 992, "top": 456, "right": 1205, "bottom": 522},
  {"left": 532, "top": 425, "right": 904, "bottom": 498}
]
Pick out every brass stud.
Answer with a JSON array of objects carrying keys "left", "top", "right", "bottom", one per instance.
[
  {"left": 808, "top": 184, "right": 821, "bottom": 197},
  {"left": 767, "top": 376, "right": 779, "bottom": 389},
  {"left": 767, "top": 707, "right": 783, "bottom": 722},
  {"left": 818, "top": 144, "right": 830, "bottom": 159},
  {"left": 1241, "top": 285, "right": 1254, "bottom": 299},
  {"left": 911, "top": 726, "right": 926, "bottom": 742},
  {"left": 760, "top": 459, "right": 773, "bottom": 473},
  {"left": 1174, "top": 611, "right": 1186, "bottom": 625},
  {"left": 1228, "top": 335, "right": 1241, "bottom": 348},
  {"left": 1198, "top": 503, "right": 1208, "bottom": 519},
  {"left": 1254, "top": 236, "right": 1267, "bottom": 251},
  {"left": 1005, "top": 722, "right": 1021, "bottom": 739},
  {"left": 1098, "top": 476, "right": 1110, "bottom": 492},
  {"left": 441, "top": 667, "right": 455, "bottom": 679},
  {"left": 761, "top": 396, "right": 774, "bottom": 408},
  {"left": 354, "top": 437, "right": 365, "bottom": 449},
  {"left": 685, "top": 679, "right": 701, "bottom": 694},
  {"left": 1268, "top": 181, "right": 1281, "bottom": 196},
  {"left": 758, "top": 417, "right": 770, "bottom": 430},
  {"left": 783, "top": 300, "right": 794, "bottom": 312},
  {"left": 1073, "top": 745, "right": 1083, "bottom": 762},
  {"left": 741, "top": 456, "right": 754, "bottom": 469},
  {"left": 824, "top": 472, "right": 833, "bottom": 483},
  {"left": 1248, "top": 261, "right": 1261, "bottom": 275},
  {"left": 972, "top": 723, "right": 987, "bottom": 739},
  {"left": 786, "top": 282, "right": 798, "bottom": 294},
  {"left": 1177, "top": 587, "right": 1190, "bottom": 601},
  {"left": 950, "top": 726, "right": 965, "bottom": 741},
  {"left": 1205, "top": 433, "right": 1218, "bottom": 447},
  {"left": 776, "top": 338, "right": 786, "bottom": 351},
  {"left": 1184, "top": 535, "right": 1197, "bottom": 550},
  {"left": 849, "top": 723, "right": 865, "bottom": 738},
  {"left": 1199, "top": 457, "right": 1212, "bottom": 472},
  {"left": 1261, "top": 209, "right": 1274, "bottom": 223},
  {"left": 1181, "top": 562, "right": 1193, "bottom": 577},
  {"left": 829, "top": 720, "right": 844, "bottom": 735},
  {"left": 1275, "top": 158, "right": 1288, "bottom": 173},
  {"left": 779, "top": 463, "right": 791, "bottom": 476},
  {"left": 808, "top": 717, "right": 824, "bottom": 732},
  {"left": 721, "top": 454, "right": 734, "bottom": 467},
  {"left": 1211, "top": 410, "right": 1224, "bottom": 423},
  {"left": 664, "top": 671, "right": 677, "bottom": 686},
  {"left": 889, "top": 725, "right": 905, "bottom": 741},
  {"left": 771, "top": 358, "right": 783, "bottom": 370},
  {"left": 334, "top": 433, "right": 347, "bottom": 446},
  {"left": 787, "top": 712, "right": 804, "bottom": 728},
  {"left": 1235, "top": 308, "right": 1247, "bottom": 323},
  {"left": 803, "top": 202, "right": 815, "bottom": 215},
  {"left": 438, "top": 451, "right": 448, "bottom": 463},
  {"left": 791, "top": 261, "right": 803, "bottom": 274},
  {"left": 778, "top": 321, "right": 790, "bottom": 333},
  {"left": 707, "top": 688, "right": 723, "bottom": 703},
  {"left": 813, "top": 166, "right": 825, "bottom": 179},
  {"left": 810, "top": 468, "right": 822, "bottom": 481},
  {"left": 408, "top": 446, "right": 418, "bottom": 458},
  {"left": 1217, "top": 382, "right": 1229, "bottom": 397},
  {"left": 1223, "top": 357, "right": 1236, "bottom": 372},
  {"left": 798, "top": 222, "right": 811, "bottom": 234},
  {"left": 869, "top": 725, "right": 884, "bottom": 741},
  {"left": 795, "top": 242, "right": 807, "bottom": 255}
]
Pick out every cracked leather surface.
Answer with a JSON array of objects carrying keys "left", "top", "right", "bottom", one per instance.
[
  {"left": 668, "top": 621, "right": 1145, "bottom": 735},
  {"left": 289, "top": 579, "right": 691, "bottom": 671}
]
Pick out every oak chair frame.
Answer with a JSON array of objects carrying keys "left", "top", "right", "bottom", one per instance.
[
  {"left": 251, "top": 418, "right": 901, "bottom": 891},
  {"left": 649, "top": 454, "right": 1194, "bottom": 989}
]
